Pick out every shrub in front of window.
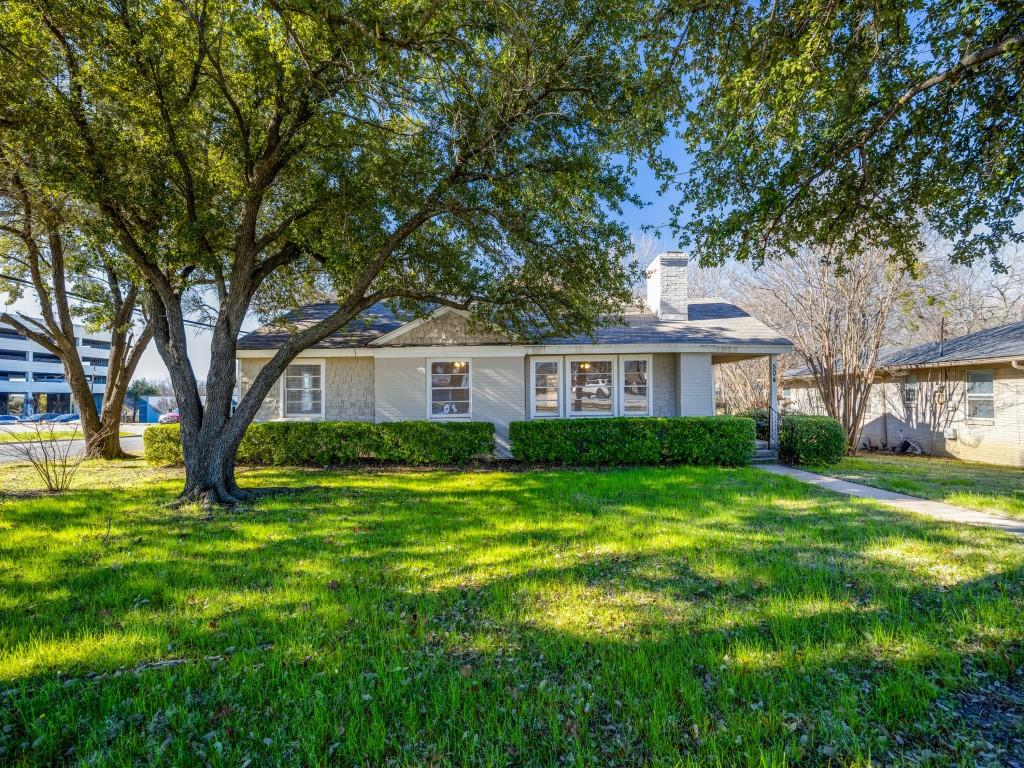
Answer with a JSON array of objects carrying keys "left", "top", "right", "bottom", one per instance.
[
  {"left": 145, "top": 421, "right": 494, "bottom": 467},
  {"left": 508, "top": 416, "right": 755, "bottom": 466},
  {"left": 508, "top": 417, "right": 661, "bottom": 465},
  {"left": 778, "top": 415, "right": 846, "bottom": 465}
]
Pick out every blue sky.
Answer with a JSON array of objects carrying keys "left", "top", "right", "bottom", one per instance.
[{"left": 620, "top": 135, "right": 691, "bottom": 255}]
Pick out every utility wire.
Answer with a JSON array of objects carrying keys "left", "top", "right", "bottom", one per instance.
[{"left": 0, "top": 272, "right": 253, "bottom": 332}]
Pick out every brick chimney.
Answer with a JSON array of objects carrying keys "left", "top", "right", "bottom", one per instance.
[{"left": 645, "top": 252, "right": 689, "bottom": 320}]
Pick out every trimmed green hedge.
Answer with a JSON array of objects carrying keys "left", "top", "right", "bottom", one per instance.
[
  {"left": 779, "top": 414, "right": 846, "bottom": 465},
  {"left": 508, "top": 416, "right": 755, "bottom": 466},
  {"left": 144, "top": 421, "right": 495, "bottom": 467},
  {"left": 736, "top": 408, "right": 770, "bottom": 441}
]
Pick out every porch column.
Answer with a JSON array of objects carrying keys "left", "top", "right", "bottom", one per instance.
[{"left": 768, "top": 354, "right": 779, "bottom": 447}]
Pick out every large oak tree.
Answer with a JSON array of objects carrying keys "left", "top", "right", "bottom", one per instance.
[
  {"left": 0, "top": 0, "right": 682, "bottom": 503},
  {"left": 673, "top": 1, "right": 1023, "bottom": 269}
]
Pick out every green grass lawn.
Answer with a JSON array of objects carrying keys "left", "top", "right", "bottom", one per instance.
[
  {"left": 814, "top": 453, "right": 1024, "bottom": 520},
  {"left": 1, "top": 461, "right": 1023, "bottom": 766}
]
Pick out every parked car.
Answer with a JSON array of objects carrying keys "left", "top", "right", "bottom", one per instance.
[
  {"left": 40, "top": 413, "right": 62, "bottom": 422},
  {"left": 20, "top": 413, "right": 46, "bottom": 423},
  {"left": 51, "top": 413, "right": 80, "bottom": 423},
  {"left": 0, "top": 414, "right": 18, "bottom": 423},
  {"left": 158, "top": 410, "right": 180, "bottom": 424}
]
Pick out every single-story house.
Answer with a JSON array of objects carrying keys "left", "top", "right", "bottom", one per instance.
[
  {"left": 783, "top": 319, "right": 1024, "bottom": 467},
  {"left": 236, "top": 253, "right": 793, "bottom": 455}
]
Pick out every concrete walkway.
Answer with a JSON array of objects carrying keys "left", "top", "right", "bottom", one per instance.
[{"left": 760, "top": 464, "right": 1024, "bottom": 538}]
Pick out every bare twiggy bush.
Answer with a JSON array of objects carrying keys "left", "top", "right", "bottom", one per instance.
[{"left": 0, "top": 422, "right": 103, "bottom": 493}]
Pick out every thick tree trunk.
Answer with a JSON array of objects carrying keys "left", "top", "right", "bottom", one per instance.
[
  {"left": 63, "top": 360, "right": 106, "bottom": 452},
  {"left": 179, "top": 434, "right": 246, "bottom": 506},
  {"left": 151, "top": 287, "right": 373, "bottom": 506}
]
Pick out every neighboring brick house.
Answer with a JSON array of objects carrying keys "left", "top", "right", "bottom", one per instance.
[
  {"left": 236, "top": 253, "right": 793, "bottom": 455},
  {"left": 783, "top": 319, "right": 1024, "bottom": 467}
]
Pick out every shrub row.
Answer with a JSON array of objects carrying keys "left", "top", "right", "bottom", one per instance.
[
  {"left": 779, "top": 414, "right": 846, "bottom": 465},
  {"left": 735, "top": 407, "right": 770, "bottom": 442},
  {"left": 508, "top": 416, "right": 756, "bottom": 466},
  {"left": 144, "top": 421, "right": 495, "bottom": 467}
]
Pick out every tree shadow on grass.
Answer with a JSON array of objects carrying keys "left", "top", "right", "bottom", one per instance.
[{"left": 2, "top": 464, "right": 1022, "bottom": 766}]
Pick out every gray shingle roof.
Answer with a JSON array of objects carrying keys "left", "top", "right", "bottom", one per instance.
[
  {"left": 879, "top": 318, "right": 1024, "bottom": 367},
  {"left": 783, "top": 318, "right": 1024, "bottom": 379},
  {"left": 237, "top": 297, "right": 791, "bottom": 350},
  {"left": 237, "top": 302, "right": 412, "bottom": 350},
  {"left": 546, "top": 299, "right": 791, "bottom": 347}
]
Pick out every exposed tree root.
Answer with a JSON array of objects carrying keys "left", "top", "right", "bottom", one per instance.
[{"left": 164, "top": 483, "right": 300, "bottom": 512}]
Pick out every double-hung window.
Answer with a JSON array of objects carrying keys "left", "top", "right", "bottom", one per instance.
[
  {"left": 965, "top": 370, "right": 994, "bottom": 421},
  {"left": 620, "top": 356, "right": 651, "bottom": 415},
  {"left": 568, "top": 357, "right": 614, "bottom": 416},
  {"left": 902, "top": 375, "right": 918, "bottom": 408},
  {"left": 530, "top": 358, "right": 561, "bottom": 418},
  {"left": 430, "top": 360, "right": 471, "bottom": 418},
  {"left": 283, "top": 362, "right": 323, "bottom": 418}
]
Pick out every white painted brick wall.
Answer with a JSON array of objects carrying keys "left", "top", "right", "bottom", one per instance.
[{"left": 646, "top": 253, "right": 689, "bottom": 320}]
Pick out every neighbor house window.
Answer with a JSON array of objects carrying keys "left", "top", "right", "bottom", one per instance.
[
  {"left": 429, "top": 360, "right": 470, "bottom": 418},
  {"left": 531, "top": 358, "right": 561, "bottom": 418},
  {"left": 568, "top": 358, "right": 614, "bottom": 415},
  {"left": 902, "top": 375, "right": 918, "bottom": 407},
  {"left": 283, "top": 362, "right": 323, "bottom": 418},
  {"left": 966, "top": 370, "right": 994, "bottom": 421},
  {"left": 620, "top": 356, "right": 651, "bottom": 415}
]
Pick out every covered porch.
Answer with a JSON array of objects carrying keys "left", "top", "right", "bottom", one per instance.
[{"left": 712, "top": 350, "right": 783, "bottom": 451}]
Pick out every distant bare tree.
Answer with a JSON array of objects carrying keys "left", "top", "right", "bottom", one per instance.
[
  {"left": 902, "top": 244, "right": 1024, "bottom": 344},
  {"left": 740, "top": 249, "right": 911, "bottom": 450},
  {"left": 688, "top": 260, "right": 797, "bottom": 413}
]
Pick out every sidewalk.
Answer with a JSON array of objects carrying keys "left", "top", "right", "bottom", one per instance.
[{"left": 760, "top": 464, "right": 1024, "bottom": 538}]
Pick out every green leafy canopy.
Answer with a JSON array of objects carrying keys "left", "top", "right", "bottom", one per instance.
[
  {"left": 672, "top": 1, "right": 1023, "bottom": 270},
  {"left": 0, "top": 0, "right": 684, "bottom": 338}
]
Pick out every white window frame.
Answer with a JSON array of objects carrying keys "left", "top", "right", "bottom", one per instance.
[
  {"left": 565, "top": 355, "right": 617, "bottom": 417},
  {"left": 965, "top": 369, "right": 994, "bottom": 423},
  {"left": 902, "top": 375, "right": 918, "bottom": 408},
  {"left": 280, "top": 359, "right": 326, "bottom": 420},
  {"left": 529, "top": 357, "right": 562, "bottom": 418},
  {"left": 427, "top": 358, "right": 472, "bottom": 420},
  {"left": 618, "top": 355, "right": 653, "bottom": 416}
]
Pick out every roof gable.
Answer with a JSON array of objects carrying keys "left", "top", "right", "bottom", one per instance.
[{"left": 369, "top": 306, "right": 514, "bottom": 346}]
